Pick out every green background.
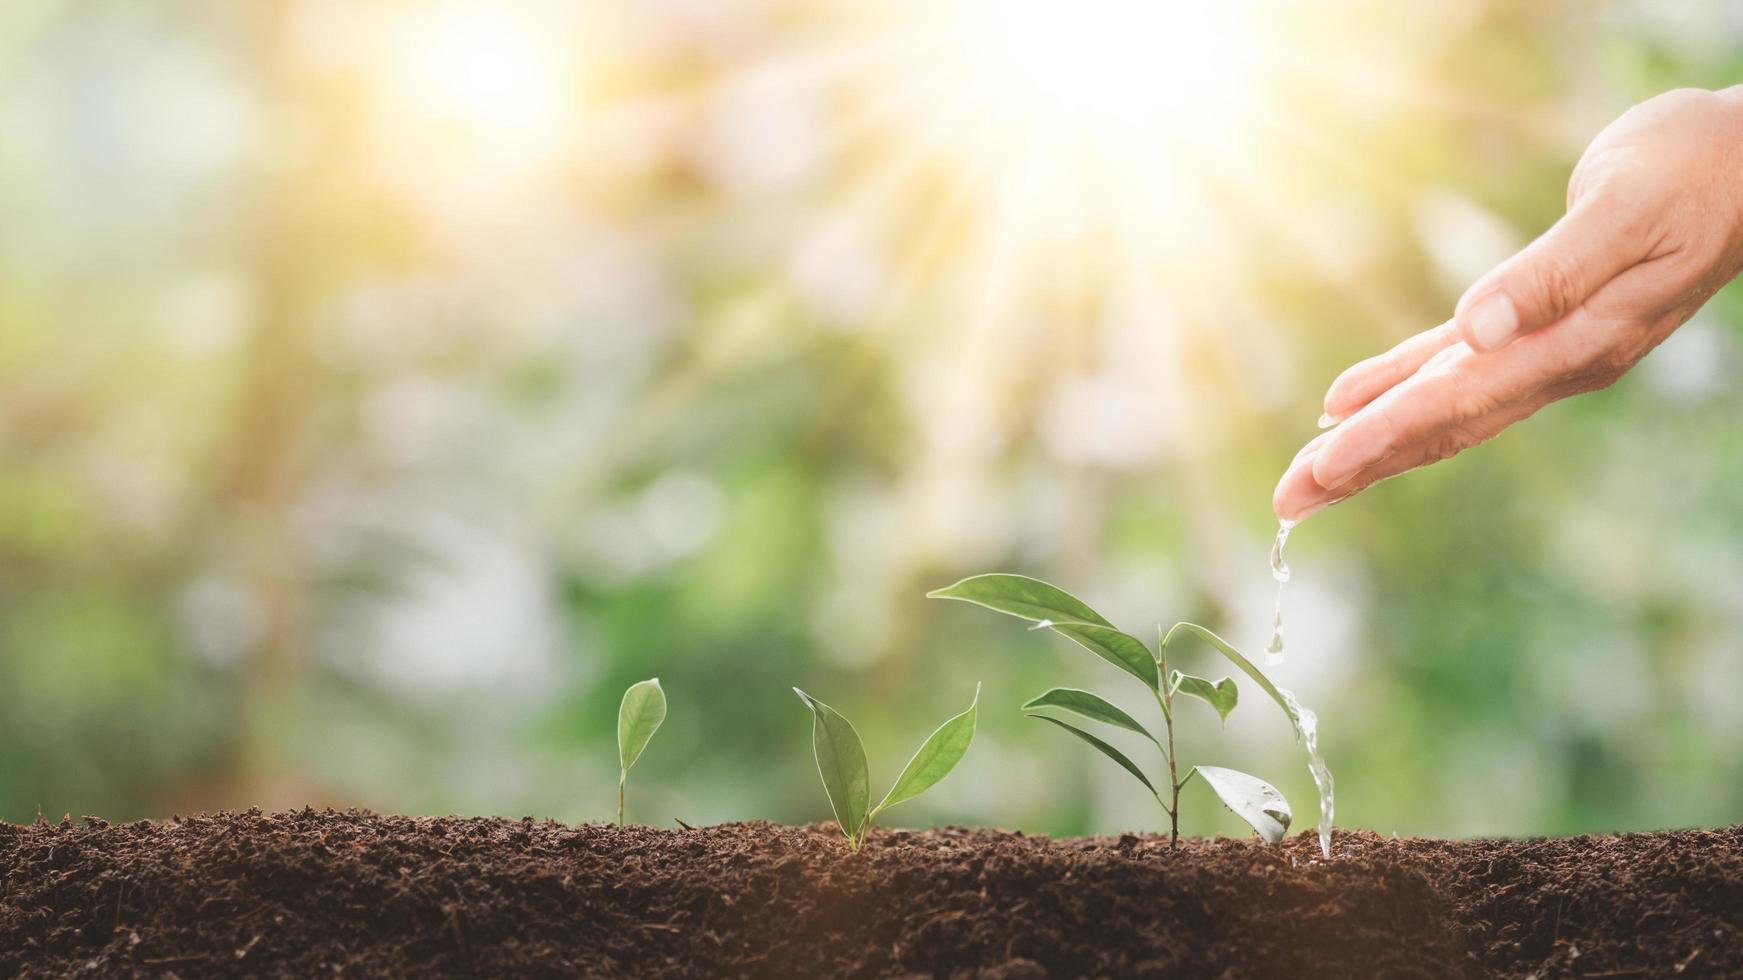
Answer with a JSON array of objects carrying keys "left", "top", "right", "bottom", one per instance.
[{"left": 3, "top": 0, "right": 1741, "bottom": 840}]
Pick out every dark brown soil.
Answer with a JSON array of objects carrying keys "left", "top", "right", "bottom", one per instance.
[{"left": 2, "top": 811, "right": 1738, "bottom": 978}]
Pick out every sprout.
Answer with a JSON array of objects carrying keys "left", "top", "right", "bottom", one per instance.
[
  {"left": 616, "top": 678, "right": 667, "bottom": 826},
  {"left": 931, "top": 574, "right": 1322, "bottom": 848},
  {"left": 794, "top": 684, "right": 979, "bottom": 851}
]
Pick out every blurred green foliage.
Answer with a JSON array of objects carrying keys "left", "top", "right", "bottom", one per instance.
[{"left": 2, "top": 0, "right": 1742, "bottom": 841}]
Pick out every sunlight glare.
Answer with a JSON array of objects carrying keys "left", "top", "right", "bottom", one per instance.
[
  {"left": 954, "top": 0, "right": 1263, "bottom": 148},
  {"left": 867, "top": 0, "right": 1280, "bottom": 281},
  {"left": 371, "top": 1, "right": 583, "bottom": 199}
]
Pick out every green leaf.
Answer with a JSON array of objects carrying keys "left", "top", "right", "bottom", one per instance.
[
  {"left": 872, "top": 684, "right": 980, "bottom": 817},
  {"left": 1161, "top": 622, "right": 1295, "bottom": 730},
  {"left": 927, "top": 574, "right": 1114, "bottom": 627},
  {"left": 794, "top": 688, "right": 871, "bottom": 842},
  {"left": 1194, "top": 765, "right": 1291, "bottom": 844},
  {"left": 1027, "top": 714, "right": 1159, "bottom": 798},
  {"left": 1022, "top": 688, "right": 1159, "bottom": 749},
  {"left": 1050, "top": 623, "right": 1160, "bottom": 690},
  {"left": 617, "top": 678, "right": 667, "bottom": 776},
  {"left": 1169, "top": 670, "right": 1238, "bottom": 723},
  {"left": 928, "top": 575, "right": 1158, "bottom": 689}
]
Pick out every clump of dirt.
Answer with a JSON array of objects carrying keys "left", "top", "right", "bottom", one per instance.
[{"left": 1, "top": 810, "right": 1738, "bottom": 978}]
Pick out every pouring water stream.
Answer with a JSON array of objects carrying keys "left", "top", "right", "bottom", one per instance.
[
  {"left": 1265, "top": 519, "right": 1335, "bottom": 859},
  {"left": 1267, "top": 520, "right": 1293, "bottom": 663}
]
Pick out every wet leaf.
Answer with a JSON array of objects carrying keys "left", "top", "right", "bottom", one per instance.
[
  {"left": 873, "top": 684, "right": 980, "bottom": 817},
  {"left": 617, "top": 678, "right": 667, "bottom": 776},
  {"left": 1195, "top": 765, "right": 1291, "bottom": 844},
  {"left": 794, "top": 689, "right": 871, "bottom": 842},
  {"left": 928, "top": 574, "right": 1113, "bottom": 627},
  {"left": 1028, "top": 714, "right": 1159, "bottom": 798},
  {"left": 1022, "top": 688, "right": 1159, "bottom": 749},
  {"left": 1169, "top": 670, "right": 1238, "bottom": 722}
]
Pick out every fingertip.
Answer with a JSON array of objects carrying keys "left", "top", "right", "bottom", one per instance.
[
  {"left": 1272, "top": 473, "right": 1310, "bottom": 523},
  {"left": 1273, "top": 473, "right": 1333, "bottom": 524},
  {"left": 1320, "top": 367, "right": 1367, "bottom": 420},
  {"left": 1273, "top": 442, "right": 1331, "bottom": 521}
]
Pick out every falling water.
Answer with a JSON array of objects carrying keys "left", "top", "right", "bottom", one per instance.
[
  {"left": 1266, "top": 519, "right": 1294, "bottom": 664},
  {"left": 1265, "top": 518, "right": 1333, "bottom": 857},
  {"left": 1279, "top": 687, "right": 1335, "bottom": 859}
]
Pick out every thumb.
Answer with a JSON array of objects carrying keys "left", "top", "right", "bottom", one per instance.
[{"left": 1454, "top": 199, "right": 1644, "bottom": 352}]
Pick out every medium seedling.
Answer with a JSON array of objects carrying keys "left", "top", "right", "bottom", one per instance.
[
  {"left": 794, "top": 684, "right": 979, "bottom": 851},
  {"left": 617, "top": 677, "right": 667, "bottom": 826},
  {"left": 931, "top": 574, "right": 1311, "bottom": 848}
]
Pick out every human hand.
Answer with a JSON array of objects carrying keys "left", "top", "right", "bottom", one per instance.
[{"left": 1274, "top": 86, "right": 1743, "bottom": 523}]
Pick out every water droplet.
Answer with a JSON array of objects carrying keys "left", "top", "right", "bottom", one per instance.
[{"left": 1270, "top": 519, "right": 1294, "bottom": 584}]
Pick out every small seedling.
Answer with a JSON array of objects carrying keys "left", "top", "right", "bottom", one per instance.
[
  {"left": 930, "top": 574, "right": 1314, "bottom": 848},
  {"left": 794, "top": 684, "right": 979, "bottom": 851},
  {"left": 617, "top": 678, "right": 667, "bottom": 826}
]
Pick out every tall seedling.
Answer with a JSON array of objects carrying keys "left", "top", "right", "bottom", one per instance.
[{"left": 931, "top": 574, "right": 1322, "bottom": 847}]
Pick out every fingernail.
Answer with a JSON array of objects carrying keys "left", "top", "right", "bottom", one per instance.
[
  {"left": 1316, "top": 412, "right": 1344, "bottom": 430},
  {"left": 1466, "top": 292, "right": 1518, "bottom": 351}
]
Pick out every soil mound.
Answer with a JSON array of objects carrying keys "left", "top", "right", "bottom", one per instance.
[{"left": 3, "top": 810, "right": 1738, "bottom": 977}]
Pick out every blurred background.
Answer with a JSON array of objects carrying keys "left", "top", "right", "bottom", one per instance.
[{"left": 3, "top": 0, "right": 1742, "bottom": 840}]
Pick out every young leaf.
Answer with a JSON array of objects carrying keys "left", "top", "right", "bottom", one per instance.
[
  {"left": 928, "top": 574, "right": 1114, "bottom": 628},
  {"left": 1194, "top": 765, "right": 1291, "bottom": 844},
  {"left": 1022, "top": 688, "right": 1160, "bottom": 750},
  {"left": 617, "top": 678, "right": 667, "bottom": 776},
  {"left": 872, "top": 684, "right": 980, "bottom": 818},
  {"left": 1050, "top": 623, "right": 1160, "bottom": 690},
  {"left": 1162, "top": 623, "right": 1293, "bottom": 729},
  {"left": 1169, "top": 670, "right": 1238, "bottom": 722},
  {"left": 794, "top": 689, "right": 871, "bottom": 842},
  {"left": 1027, "top": 714, "right": 1160, "bottom": 799}
]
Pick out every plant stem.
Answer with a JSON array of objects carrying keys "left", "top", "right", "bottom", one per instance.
[
  {"left": 1165, "top": 711, "right": 1179, "bottom": 848},
  {"left": 617, "top": 777, "right": 625, "bottom": 827},
  {"left": 1155, "top": 643, "right": 1180, "bottom": 849}
]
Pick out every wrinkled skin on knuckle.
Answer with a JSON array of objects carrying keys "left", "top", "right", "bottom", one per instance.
[
  {"left": 1529, "top": 251, "right": 1588, "bottom": 322},
  {"left": 1512, "top": 242, "right": 1596, "bottom": 322},
  {"left": 1439, "top": 398, "right": 1544, "bottom": 461},
  {"left": 1421, "top": 432, "right": 1468, "bottom": 467},
  {"left": 1547, "top": 348, "right": 1624, "bottom": 398}
]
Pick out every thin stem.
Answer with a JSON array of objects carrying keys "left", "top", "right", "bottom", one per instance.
[
  {"left": 617, "top": 777, "right": 625, "bottom": 827},
  {"left": 1163, "top": 699, "right": 1179, "bottom": 848},
  {"left": 1155, "top": 641, "right": 1180, "bottom": 849}
]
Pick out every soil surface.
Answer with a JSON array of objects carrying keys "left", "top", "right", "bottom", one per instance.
[{"left": 2, "top": 811, "right": 1738, "bottom": 978}]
